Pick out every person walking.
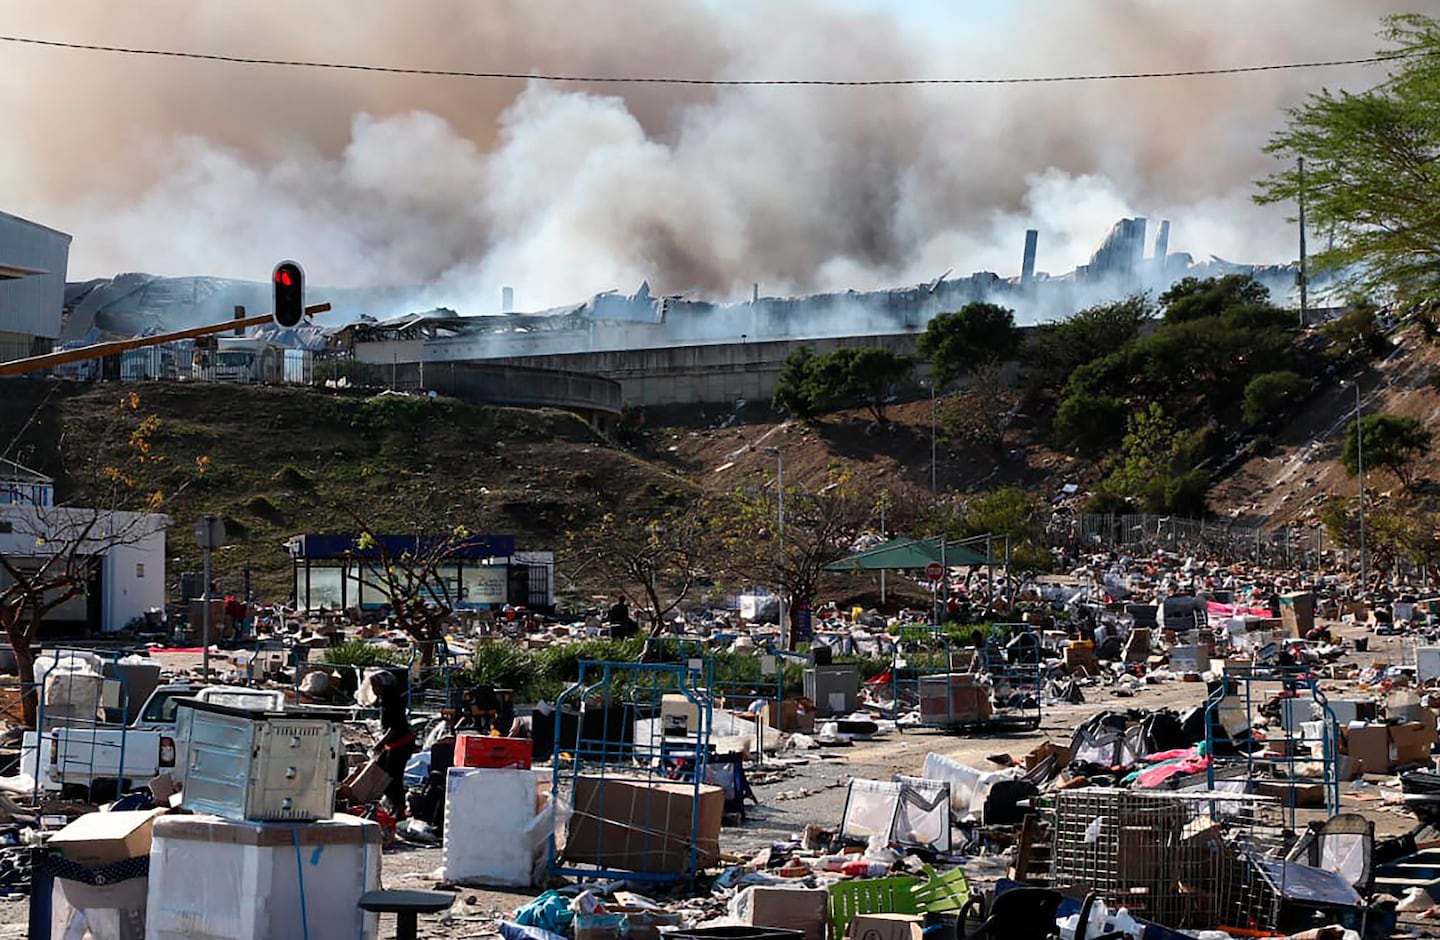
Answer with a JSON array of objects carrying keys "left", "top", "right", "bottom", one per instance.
[{"left": 369, "top": 671, "right": 415, "bottom": 822}]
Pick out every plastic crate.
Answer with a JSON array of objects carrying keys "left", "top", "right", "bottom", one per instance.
[
  {"left": 454, "top": 733, "right": 532, "bottom": 769},
  {"left": 827, "top": 876, "right": 921, "bottom": 940}
]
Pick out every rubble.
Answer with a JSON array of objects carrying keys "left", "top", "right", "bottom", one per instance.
[{"left": 5, "top": 549, "right": 1440, "bottom": 939}]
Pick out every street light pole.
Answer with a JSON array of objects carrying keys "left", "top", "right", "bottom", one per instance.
[
  {"left": 762, "top": 446, "right": 785, "bottom": 645},
  {"left": 1355, "top": 383, "right": 1367, "bottom": 589},
  {"left": 930, "top": 380, "right": 937, "bottom": 493}
]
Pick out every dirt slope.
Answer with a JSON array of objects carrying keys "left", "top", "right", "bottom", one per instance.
[{"left": 1209, "top": 322, "right": 1440, "bottom": 529}]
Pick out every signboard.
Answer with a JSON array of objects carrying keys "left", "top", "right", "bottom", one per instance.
[
  {"left": 459, "top": 565, "right": 509, "bottom": 607},
  {"left": 194, "top": 517, "right": 226, "bottom": 550},
  {"left": 925, "top": 562, "right": 944, "bottom": 582}
]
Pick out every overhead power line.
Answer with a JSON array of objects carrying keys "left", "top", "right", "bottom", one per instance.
[{"left": 0, "top": 34, "right": 1425, "bottom": 86}]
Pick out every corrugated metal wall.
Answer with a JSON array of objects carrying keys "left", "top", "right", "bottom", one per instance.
[{"left": 0, "top": 211, "right": 71, "bottom": 348}]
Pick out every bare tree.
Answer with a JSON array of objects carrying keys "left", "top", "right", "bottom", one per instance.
[
  {"left": 1, "top": 393, "right": 189, "bottom": 727},
  {"left": 328, "top": 486, "right": 482, "bottom": 665},
  {"left": 711, "top": 468, "right": 875, "bottom": 648},
  {"left": 564, "top": 507, "right": 706, "bottom": 634}
]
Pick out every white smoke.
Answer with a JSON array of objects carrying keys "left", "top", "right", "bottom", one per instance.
[{"left": 0, "top": 0, "right": 1414, "bottom": 315}]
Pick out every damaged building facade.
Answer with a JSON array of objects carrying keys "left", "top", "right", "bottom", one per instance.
[
  {"left": 342, "top": 219, "right": 1310, "bottom": 407},
  {"left": 43, "top": 219, "right": 1315, "bottom": 408},
  {"left": 0, "top": 209, "right": 70, "bottom": 364}
]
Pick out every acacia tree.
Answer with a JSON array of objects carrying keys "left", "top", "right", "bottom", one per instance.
[
  {"left": 711, "top": 468, "right": 874, "bottom": 648},
  {"left": 0, "top": 392, "right": 190, "bottom": 727},
  {"left": 1255, "top": 15, "right": 1440, "bottom": 303},
  {"left": 564, "top": 507, "right": 706, "bottom": 634}
]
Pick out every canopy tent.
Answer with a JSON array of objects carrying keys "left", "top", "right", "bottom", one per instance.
[{"left": 825, "top": 537, "right": 990, "bottom": 572}]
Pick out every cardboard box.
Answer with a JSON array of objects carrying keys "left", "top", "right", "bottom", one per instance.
[
  {"left": 848, "top": 914, "right": 924, "bottom": 940},
  {"left": 1345, "top": 721, "right": 1437, "bottom": 773},
  {"left": 1392, "top": 720, "right": 1437, "bottom": 767},
  {"left": 765, "top": 699, "right": 816, "bottom": 734},
  {"left": 1024, "top": 741, "right": 1072, "bottom": 771},
  {"left": 565, "top": 776, "right": 723, "bottom": 875},
  {"left": 1169, "top": 645, "right": 1211, "bottom": 674},
  {"left": 1122, "top": 628, "right": 1152, "bottom": 664},
  {"left": 1064, "top": 642, "right": 1096, "bottom": 671},
  {"left": 1345, "top": 724, "right": 1390, "bottom": 773},
  {"left": 741, "top": 886, "right": 829, "bottom": 940},
  {"left": 48, "top": 808, "right": 166, "bottom": 868},
  {"left": 1256, "top": 780, "right": 1326, "bottom": 808},
  {"left": 1279, "top": 592, "right": 1315, "bottom": 637}
]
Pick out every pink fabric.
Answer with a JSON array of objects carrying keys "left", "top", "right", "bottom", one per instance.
[
  {"left": 1135, "top": 754, "right": 1211, "bottom": 788},
  {"left": 1207, "top": 601, "right": 1271, "bottom": 625}
]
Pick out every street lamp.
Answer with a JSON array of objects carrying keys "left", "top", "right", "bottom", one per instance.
[
  {"left": 921, "top": 378, "right": 937, "bottom": 492},
  {"left": 761, "top": 446, "right": 785, "bottom": 643}
]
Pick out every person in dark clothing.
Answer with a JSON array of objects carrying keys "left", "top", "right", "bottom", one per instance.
[
  {"left": 370, "top": 671, "right": 415, "bottom": 821},
  {"left": 607, "top": 596, "right": 639, "bottom": 639}
]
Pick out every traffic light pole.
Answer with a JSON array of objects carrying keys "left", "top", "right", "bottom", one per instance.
[{"left": 0, "top": 302, "right": 331, "bottom": 377}]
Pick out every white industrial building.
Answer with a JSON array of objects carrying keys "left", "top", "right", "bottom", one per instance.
[
  {"left": 0, "top": 210, "right": 71, "bottom": 364},
  {"left": 0, "top": 462, "right": 167, "bottom": 635}
]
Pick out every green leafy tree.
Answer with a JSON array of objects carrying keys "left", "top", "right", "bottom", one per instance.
[
  {"left": 829, "top": 347, "right": 914, "bottom": 424},
  {"left": 1026, "top": 296, "right": 1154, "bottom": 390},
  {"left": 1053, "top": 391, "right": 1127, "bottom": 456},
  {"left": 771, "top": 346, "right": 912, "bottom": 423},
  {"left": 772, "top": 346, "right": 819, "bottom": 420},
  {"left": 1255, "top": 15, "right": 1440, "bottom": 304},
  {"left": 1342, "top": 413, "right": 1433, "bottom": 489},
  {"left": 1103, "top": 404, "right": 1211, "bottom": 515},
  {"left": 918, "top": 302, "right": 1021, "bottom": 386},
  {"left": 1160, "top": 275, "right": 1274, "bottom": 324},
  {"left": 1242, "top": 371, "right": 1313, "bottom": 424},
  {"left": 1320, "top": 306, "right": 1388, "bottom": 361},
  {"left": 1108, "top": 404, "right": 1184, "bottom": 496},
  {"left": 928, "top": 487, "right": 1053, "bottom": 572}
]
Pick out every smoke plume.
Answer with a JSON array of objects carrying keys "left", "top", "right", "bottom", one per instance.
[{"left": 0, "top": 0, "right": 1415, "bottom": 314}]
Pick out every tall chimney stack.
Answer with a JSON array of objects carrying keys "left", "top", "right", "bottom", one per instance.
[
  {"left": 501, "top": 286, "right": 514, "bottom": 314},
  {"left": 753, "top": 282, "right": 759, "bottom": 304},
  {"left": 1021, "top": 230, "right": 1039, "bottom": 285},
  {"left": 233, "top": 305, "right": 245, "bottom": 337},
  {"left": 1154, "top": 220, "right": 1171, "bottom": 267}
]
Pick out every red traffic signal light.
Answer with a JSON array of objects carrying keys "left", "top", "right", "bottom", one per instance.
[{"left": 271, "top": 261, "right": 305, "bottom": 329}]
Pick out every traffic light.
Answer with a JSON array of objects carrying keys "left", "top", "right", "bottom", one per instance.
[{"left": 271, "top": 261, "right": 305, "bottom": 328}]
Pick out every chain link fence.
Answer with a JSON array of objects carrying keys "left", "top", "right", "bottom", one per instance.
[{"left": 1049, "top": 512, "right": 1327, "bottom": 567}]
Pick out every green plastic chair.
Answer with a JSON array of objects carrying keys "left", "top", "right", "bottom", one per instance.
[
  {"left": 827, "top": 876, "right": 921, "bottom": 940},
  {"left": 909, "top": 863, "right": 971, "bottom": 914}
]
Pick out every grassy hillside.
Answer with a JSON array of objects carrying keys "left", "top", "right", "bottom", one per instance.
[{"left": 1, "top": 382, "right": 696, "bottom": 602}]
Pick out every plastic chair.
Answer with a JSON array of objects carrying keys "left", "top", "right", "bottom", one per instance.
[
  {"left": 828, "top": 876, "right": 921, "bottom": 940},
  {"left": 958, "top": 887, "right": 1062, "bottom": 940}
]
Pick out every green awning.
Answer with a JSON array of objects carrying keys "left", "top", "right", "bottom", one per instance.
[{"left": 825, "top": 537, "right": 990, "bottom": 572}]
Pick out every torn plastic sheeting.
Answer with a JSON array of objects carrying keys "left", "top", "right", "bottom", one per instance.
[{"left": 921, "top": 752, "right": 1020, "bottom": 815}]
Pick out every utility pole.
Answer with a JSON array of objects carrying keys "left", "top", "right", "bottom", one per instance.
[
  {"left": 1298, "top": 157, "right": 1309, "bottom": 330},
  {"left": 194, "top": 515, "right": 226, "bottom": 678},
  {"left": 927, "top": 379, "right": 938, "bottom": 493}
]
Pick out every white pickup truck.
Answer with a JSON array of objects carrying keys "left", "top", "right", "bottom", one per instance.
[{"left": 26, "top": 683, "right": 285, "bottom": 796}]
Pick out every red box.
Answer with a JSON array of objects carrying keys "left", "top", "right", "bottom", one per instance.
[{"left": 454, "top": 733, "right": 532, "bottom": 769}]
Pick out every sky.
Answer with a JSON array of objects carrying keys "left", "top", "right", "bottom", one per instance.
[{"left": 0, "top": 1, "right": 1416, "bottom": 311}]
